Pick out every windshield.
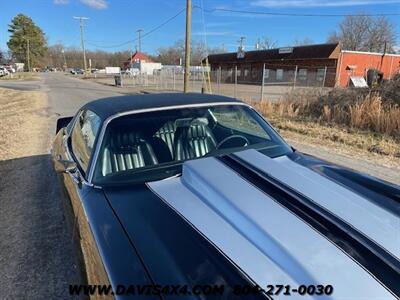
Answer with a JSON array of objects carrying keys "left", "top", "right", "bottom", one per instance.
[{"left": 93, "top": 104, "right": 291, "bottom": 184}]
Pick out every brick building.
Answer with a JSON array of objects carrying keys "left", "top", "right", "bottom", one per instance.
[
  {"left": 206, "top": 43, "right": 400, "bottom": 87},
  {"left": 337, "top": 50, "right": 400, "bottom": 87}
]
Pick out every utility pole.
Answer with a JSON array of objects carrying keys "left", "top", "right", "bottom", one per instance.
[
  {"left": 73, "top": 16, "right": 89, "bottom": 74},
  {"left": 184, "top": 0, "right": 192, "bottom": 93},
  {"left": 61, "top": 48, "right": 67, "bottom": 70},
  {"left": 238, "top": 36, "right": 245, "bottom": 51},
  {"left": 26, "top": 38, "right": 31, "bottom": 72},
  {"left": 137, "top": 29, "right": 143, "bottom": 53}
]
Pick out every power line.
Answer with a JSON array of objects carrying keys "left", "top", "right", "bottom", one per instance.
[
  {"left": 140, "top": 8, "right": 185, "bottom": 40},
  {"left": 85, "top": 8, "right": 185, "bottom": 49},
  {"left": 194, "top": 6, "right": 400, "bottom": 17}
]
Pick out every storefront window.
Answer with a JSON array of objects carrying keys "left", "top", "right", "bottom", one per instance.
[
  {"left": 276, "top": 69, "right": 283, "bottom": 81},
  {"left": 316, "top": 68, "right": 326, "bottom": 81},
  {"left": 298, "top": 69, "right": 307, "bottom": 81}
]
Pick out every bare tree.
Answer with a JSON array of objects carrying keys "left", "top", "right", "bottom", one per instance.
[
  {"left": 328, "top": 15, "right": 397, "bottom": 53},
  {"left": 293, "top": 37, "right": 314, "bottom": 46},
  {"left": 259, "top": 36, "right": 278, "bottom": 49},
  {"left": 156, "top": 40, "right": 225, "bottom": 65}
]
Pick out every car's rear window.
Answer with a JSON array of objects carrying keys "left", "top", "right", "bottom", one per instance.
[{"left": 92, "top": 104, "right": 292, "bottom": 184}]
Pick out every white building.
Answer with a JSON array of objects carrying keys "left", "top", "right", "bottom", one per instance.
[{"left": 124, "top": 51, "right": 162, "bottom": 75}]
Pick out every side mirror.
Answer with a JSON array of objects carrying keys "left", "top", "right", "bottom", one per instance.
[{"left": 54, "top": 155, "right": 77, "bottom": 174}]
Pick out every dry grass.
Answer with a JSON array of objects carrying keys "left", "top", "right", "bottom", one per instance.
[
  {"left": 0, "top": 72, "right": 39, "bottom": 81},
  {"left": 0, "top": 87, "right": 48, "bottom": 160},
  {"left": 249, "top": 88, "right": 400, "bottom": 139},
  {"left": 246, "top": 86, "right": 400, "bottom": 164}
]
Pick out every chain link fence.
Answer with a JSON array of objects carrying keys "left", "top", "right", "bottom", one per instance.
[{"left": 103, "top": 64, "right": 336, "bottom": 100}]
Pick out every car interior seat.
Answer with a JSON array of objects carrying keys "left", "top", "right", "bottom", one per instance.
[
  {"left": 101, "top": 130, "right": 158, "bottom": 176},
  {"left": 154, "top": 121, "right": 176, "bottom": 159},
  {"left": 174, "top": 118, "right": 217, "bottom": 161}
]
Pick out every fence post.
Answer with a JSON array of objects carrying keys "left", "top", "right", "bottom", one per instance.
[
  {"left": 260, "top": 63, "right": 265, "bottom": 101},
  {"left": 173, "top": 70, "right": 176, "bottom": 90},
  {"left": 322, "top": 66, "right": 327, "bottom": 87},
  {"left": 293, "top": 65, "right": 298, "bottom": 88},
  {"left": 218, "top": 66, "right": 221, "bottom": 94},
  {"left": 234, "top": 65, "right": 238, "bottom": 98}
]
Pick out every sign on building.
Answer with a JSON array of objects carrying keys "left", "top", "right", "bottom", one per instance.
[
  {"left": 349, "top": 76, "right": 368, "bottom": 88},
  {"left": 278, "top": 47, "right": 293, "bottom": 54}
]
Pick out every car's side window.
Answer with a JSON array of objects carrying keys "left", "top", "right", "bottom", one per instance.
[{"left": 70, "top": 110, "right": 101, "bottom": 175}]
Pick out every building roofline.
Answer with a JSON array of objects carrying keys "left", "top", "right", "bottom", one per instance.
[
  {"left": 209, "top": 42, "right": 339, "bottom": 57},
  {"left": 341, "top": 50, "right": 400, "bottom": 57}
]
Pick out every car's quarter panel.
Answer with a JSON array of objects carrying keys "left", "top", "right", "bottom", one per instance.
[
  {"left": 103, "top": 183, "right": 268, "bottom": 300},
  {"left": 147, "top": 157, "right": 395, "bottom": 299}
]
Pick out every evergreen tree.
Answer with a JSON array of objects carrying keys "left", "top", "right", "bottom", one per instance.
[{"left": 7, "top": 14, "right": 47, "bottom": 70}]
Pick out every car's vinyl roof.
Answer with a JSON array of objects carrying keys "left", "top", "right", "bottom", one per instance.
[{"left": 82, "top": 93, "right": 243, "bottom": 120}]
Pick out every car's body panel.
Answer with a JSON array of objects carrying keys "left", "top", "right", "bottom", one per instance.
[
  {"left": 236, "top": 150, "right": 400, "bottom": 261},
  {"left": 103, "top": 183, "right": 267, "bottom": 299},
  {"left": 147, "top": 156, "right": 396, "bottom": 299},
  {"left": 51, "top": 93, "right": 400, "bottom": 299},
  {"left": 287, "top": 151, "right": 400, "bottom": 215}
]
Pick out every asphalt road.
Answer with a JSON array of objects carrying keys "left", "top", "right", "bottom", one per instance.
[
  {"left": 0, "top": 73, "right": 127, "bottom": 299},
  {"left": 0, "top": 73, "right": 398, "bottom": 299},
  {"left": 0, "top": 80, "right": 42, "bottom": 91}
]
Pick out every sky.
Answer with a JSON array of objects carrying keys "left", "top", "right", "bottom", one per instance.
[{"left": 1, "top": 0, "right": 399, "bottom": 55}]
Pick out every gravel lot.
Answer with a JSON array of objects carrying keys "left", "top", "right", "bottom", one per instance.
[{"left": 0, "top": 73, "right": 398, "bottom": 298}]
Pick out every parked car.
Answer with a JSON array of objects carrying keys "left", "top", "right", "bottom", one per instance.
[
  {"left": 0, "top": 66, "right": 9, "bottom": 76},
  {"left": 52, "top": 93, "right": 400, "bottom": 299},
  {"left": 70, "top": 68, "right": 84, "bottom": 75},
  {"left": 122, "top": 68, "right": 140, "bottom": 77},
  {"left": 4, "top": 65, "right": 15, "bottom": 73}
]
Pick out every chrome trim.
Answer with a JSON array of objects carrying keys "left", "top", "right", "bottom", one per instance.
[{"left": 87, "top": 102, "right": 251, "bottom": 183}]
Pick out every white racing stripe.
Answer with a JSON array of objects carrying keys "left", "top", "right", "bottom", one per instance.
[
  {"left": 235, "top": 149, "right": 400, "bottom": 261},
  {"left": 148, "top": 156, "right": 394, "bottom": 300}
]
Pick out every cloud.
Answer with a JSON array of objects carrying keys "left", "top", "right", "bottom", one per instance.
[
  {"left": 251, "top": 0, "right": 400, "bottom": 7},
  {"left": 80, "top": 0, "right": 108, "bottom": 9},
  {"left": 53, "top": 0, "right": 69, "bottom": 4}
]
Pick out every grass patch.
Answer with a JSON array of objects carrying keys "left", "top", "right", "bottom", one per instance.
[
  {"left": 0, "top": 72, "right": 39, "bottom": 81},
  {"left": 244, "top": 81, "right": 400, "bottom": 165},
  {"left": 268, "top": 116, "right": 400, "bottom": 158}
]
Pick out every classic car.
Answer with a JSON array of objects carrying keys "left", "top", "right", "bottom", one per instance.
[{"left": 52, "top": 93, "right": 400, "bottom": 299}]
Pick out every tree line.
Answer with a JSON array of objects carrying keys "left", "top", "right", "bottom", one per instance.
[{"left": 3, "top": 13, "right": 399, "bottom": 70}]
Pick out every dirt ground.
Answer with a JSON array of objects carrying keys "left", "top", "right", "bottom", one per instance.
[
  {"left": 0, "top": 88, "right": 49, "bottom": 160},
  {"left": 0, "top": 87, "right": 82, "bottom": 298}
]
